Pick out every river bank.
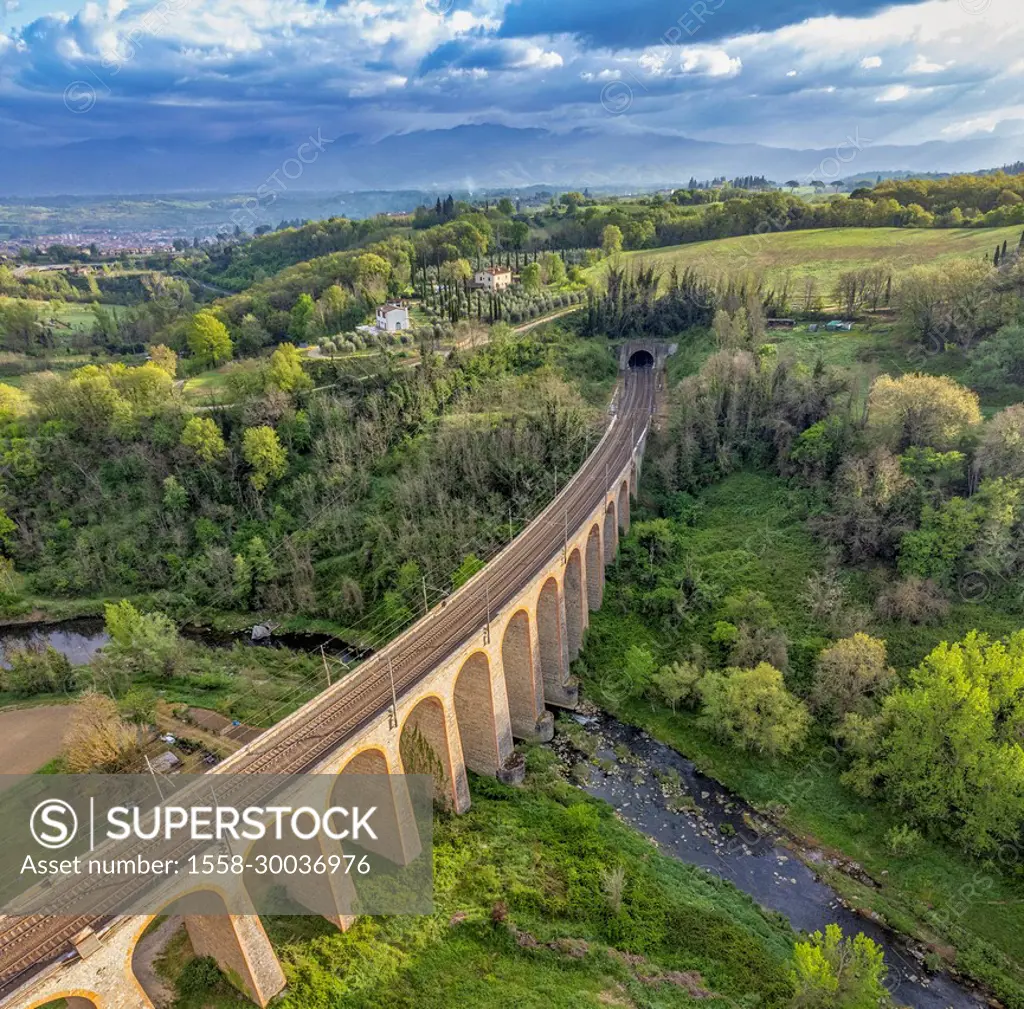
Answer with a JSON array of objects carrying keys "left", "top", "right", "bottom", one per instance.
[{"left": 558, "top": 706, "right": 990, "bottom": 1009}]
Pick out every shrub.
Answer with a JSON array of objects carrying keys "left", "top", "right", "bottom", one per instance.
[
  {"left": 0, "top": 644, "right": 75, "bottom": 696},
  {"left": 62, "top": 692, "right": 139, "bottom": 773},
  {"left": 874, "top": 576, "right": 950, "bottom": 624},
  {"left": 884, "top": 823, "right": 923, "bottom": 857},
  {"left": 176, "top": 956, "right": 223, "bottom": 997}
]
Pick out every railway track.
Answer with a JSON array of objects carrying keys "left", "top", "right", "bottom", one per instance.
[{"left": 0, "top": 367, "right": 655, "bottom": 996}]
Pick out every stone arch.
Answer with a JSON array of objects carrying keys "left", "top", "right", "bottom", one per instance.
[
  {"left": 501, "top": 609, "right": 544, "bottom": 739},
  {"left": 140, "top": 890, "right": 286, "bottom": 1007},
  {"left": 340, "top": 747, "right": 390, "bottom": 775},
  {"left": 453, "top": 652, "right": 501, "bottom": 775},
  {"left": 335, "top": 746, "right": 421, "bottom": 867},
  {"left": 627, "top": 348, "right": 655, "bottom": 370},
  {"left": 617, "top": 479, "right": 630, "bottom": 535},
  {"left": 585, "top": 524, "right": 603, "bottom": 611},
  {"left": 400, "top": 695, "right": 457, "bottom": 809},
  {"left": 32, "top": 997, "right": 101, "bottom": 1009},
  {"left": 604, "top": 501, "right": 617, "bottom": 564},
  {"left": 564, "top": 548, "right": 585, "bottom": 660},
  {"left": 537, "top": 576, "right": 565, "bottom": 693}
]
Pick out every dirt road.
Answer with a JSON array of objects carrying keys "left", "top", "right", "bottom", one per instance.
[{"left": 0, "top": 705, "right": 73, "bottom": 773}]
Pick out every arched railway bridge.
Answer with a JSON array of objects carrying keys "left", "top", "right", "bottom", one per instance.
[{"left": 0, "top": 346, "right": 660, "bottom": 1009}]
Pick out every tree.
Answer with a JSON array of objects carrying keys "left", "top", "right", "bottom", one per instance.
[
  {"left": 0, "top": 300, "right": 44, "bottom": 354},
  {"left": 520, "top": 262, "right": 541, "bottom": 291},
  {"left": 289, "top": 293, "right": 316, "bottom": 341},
  {"left": 698, "top": 662, "right": 810, "bottom": 756},
  {"left": 966, "top": 324, "right": 1024, "bottom": 391},
  {"left": 452, "top": 553, "right": 484, "bottom": 589},
  {"left": 790, "top": 924, "right": 890, "bottom": 1009},
  {"left": 496, "top": 197, "right": 515, "bottom": 216},
  {"left": 867, "top": 373, "right": 982, "bottom": 451},
  {"left": 237, "top": 313, "right": 270, "bottom": 355},
  {"left": 648, "top": 660, "right": 702, "bottom": 711},
  {"left": 315, "top": 284, "right": 350, "bottom": 333},
  {"left": 539, "top": 252, "right": 566, "bottom": 286},
  {"left": 976, "top": 404, "right": 1024, "bottom": 479},
  {"left": 102, "top": 599, "right": 180, "bottom": 678},
  {"left": 0, "top": 644, "right": 74, "bottom": 696},
  {"left": 267, "top": 342, "right": 311, "bottom": 393},
  {"left": 186, "top": 311, "right": 233, "bottom": 366},
  {"left": 242, "top": 425, "right": 288, "bottom": 491},
  {"left": 840, "top": 630, "right": 1024, "bottom": 853},
  {"left": 811, "top": 633, "right": 894, "bottom": 722},
  {"left": 602, "top": 224, "right": 624, "bottom": 256},
  {"left": 180, "top": 415, "right": 227, "bottom": 463},
  {"left": 62, "top": 692, "right": 139, "bottom": 773},
  {"left": 0, "top": 382, "right": 28, "bottom": 421},
  {"left": 148, "top": 344, "right": 178, "bottom": 377}
]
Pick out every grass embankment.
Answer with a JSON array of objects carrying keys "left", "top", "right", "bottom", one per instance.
[
  {"left": 589, "top": 226, "right": 1022, "bottom": 306},
  {"left": 579, "top": 472, "right": 1024, "bottom": 1004},
  {"left": 153, "top": 751, "right": 796, "bottom": 1008}
]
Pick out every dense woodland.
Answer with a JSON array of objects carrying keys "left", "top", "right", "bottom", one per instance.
[{"left": 571, "top": 246, "right": 1024, "bottom": 1005}]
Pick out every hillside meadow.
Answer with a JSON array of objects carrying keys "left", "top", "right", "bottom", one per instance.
[{"left": 590, "top": 226, "right": 1023, "bottom": 305}]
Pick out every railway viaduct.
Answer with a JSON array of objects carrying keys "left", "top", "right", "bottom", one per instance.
[{"left": 0, "top": 349, "right": 660, "bottom": 1009}]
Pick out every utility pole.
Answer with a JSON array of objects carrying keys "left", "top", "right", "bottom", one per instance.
[
  {"left": 388, "top": 658, "right": 398, "bottom": 730},
  {"left": 320, "top": 644, "right": 332, "bottom": 687},
  {"left": 422, "top": 575, "right": 430, "bottom": 615},
  {"left": 508, "top": 505, "right": 514, "bottom": 543},
  {"left": 484, "top": 585, "right": 491, "bottom": 644},
  {"left": 145, "top": 754, "right": 165, "bottom": 802},
  {"left": 563, "top": 500, "right": 569, "bottom": 562}
]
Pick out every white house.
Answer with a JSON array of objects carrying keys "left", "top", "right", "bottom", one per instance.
[
  {"left": 474, "top": 266, "right": 513, "bottom": 292},
  {"left": 376, "top": 302, "right": 410, "bottom": 332}
]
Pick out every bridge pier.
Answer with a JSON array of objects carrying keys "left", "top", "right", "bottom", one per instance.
[
  {"left": 183, "top": 915, "right": 284, "bottom": 1007},
  {"left": 498, "top": 608, "right": 553, "bottom": 742}
]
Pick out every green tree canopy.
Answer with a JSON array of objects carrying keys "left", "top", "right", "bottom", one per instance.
[
  {"left": 180, "top": 415, "right": 227, "bottom": 463},
  {"left": 242, "top": 425, "right": 288, "bottom": 491},
  {"left": 841, "top": 630, "right": 1024, "bottom": 853},
  {"left": 186, "top": 311, "right": 233, "bottom": 366},
  {"left": 698, "top": 662, "right": 810, "bottom": 756}
]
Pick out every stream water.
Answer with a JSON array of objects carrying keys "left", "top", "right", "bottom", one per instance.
[
  {"left": 0, "top": 618, "right": 364, "bottom": 669},
  {"left": 572, "top": 711, "right": 985, "bottom": 1009}
]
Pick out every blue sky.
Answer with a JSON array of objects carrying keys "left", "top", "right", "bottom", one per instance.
[{"left": 1, "top": 0, "right": 1022, "bottom": 191}]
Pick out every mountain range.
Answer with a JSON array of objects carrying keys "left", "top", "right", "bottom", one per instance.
[{"left": 2, "top": 125, "right": 1020, "bottom": 198}]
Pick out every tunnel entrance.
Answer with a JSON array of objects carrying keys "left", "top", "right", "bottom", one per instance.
[{"left": 627, "top": 349, "right": 654, "bottom": 370}]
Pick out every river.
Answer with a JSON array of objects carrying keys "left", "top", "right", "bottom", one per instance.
[
  {"left": 571, "top": 711, "right": 984, "bottom": 1009},
  {"left": 0, "top": 618, "right": 365, "bottom": 668}
]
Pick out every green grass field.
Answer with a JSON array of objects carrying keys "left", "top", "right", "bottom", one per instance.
[
  {"left": 591, "top": 226, "right": 1023, "bottom": 304},
  {"left": 180, "top": 366, "right": 235, "bottom": 404}
]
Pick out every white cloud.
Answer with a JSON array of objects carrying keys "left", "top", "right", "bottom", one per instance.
[
  {"left": 512, "top": 44, "right": 563, "bottom": 69},
  {"left": 679, "top": 47, "right": 742, "bottom": 78},
  {"left": 877, "top": 84, "right": 909, "bottom": 101},
  {"left": 859, "top": 55, "right": 882, "bottom": 69},
  {"left": 907, "top": 54, "right": 947, "bottom": 73},
  {"left": 786, "top": 69, "right": 797, "bottom": 77}
]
